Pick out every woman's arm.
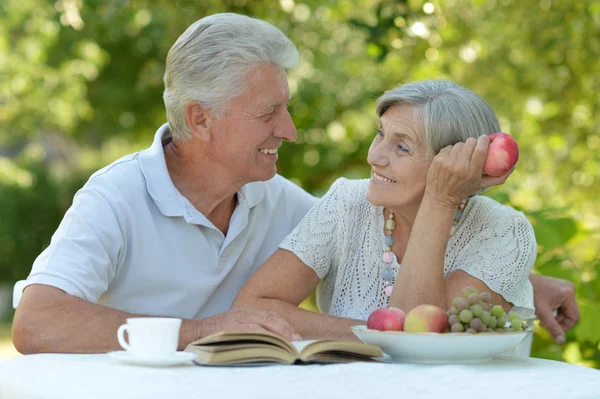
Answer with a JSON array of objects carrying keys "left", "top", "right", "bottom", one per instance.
[
  {"left": 390, "top": 137, "right": 512, "bottom": 312},
  {"left": 233, "top": 249, "right": 364, "bottom": 340}
]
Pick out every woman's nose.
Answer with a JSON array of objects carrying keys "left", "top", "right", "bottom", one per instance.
[{"left": 367, "top": 142, "right": 388, "bottom": 167}]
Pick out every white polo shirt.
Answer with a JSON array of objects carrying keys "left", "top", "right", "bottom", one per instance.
[{"left": 24, "top": 124, "right": 317, "bottom": 319}]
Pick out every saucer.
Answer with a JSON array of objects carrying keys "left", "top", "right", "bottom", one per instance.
[{"left": 107, "top": 351, "right": 196, "bottom": 367}]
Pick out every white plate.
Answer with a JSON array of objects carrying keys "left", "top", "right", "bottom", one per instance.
[
  {"left": 107, "top": 351, "right": 196, "bottom": 367},
  {"left": 351, "top": 325, "right": 528, "bottom": 364}
]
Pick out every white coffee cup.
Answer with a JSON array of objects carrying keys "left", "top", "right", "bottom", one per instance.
[{"left": 117, "top": 317, "right": 182, "bottom": 359}]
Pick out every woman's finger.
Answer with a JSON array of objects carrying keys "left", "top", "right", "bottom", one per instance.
[
  {"left": 470, "top": 135, "right": 489, "bottom": 172},
  {"left": 449, "top": 142, "right": 464, "bottom": 162},
  {"left": 481, "top": 166, "right": 515, "bottom": 187},
  {"left": 458, "top": 137, "right": 478, "bottom": 172}
]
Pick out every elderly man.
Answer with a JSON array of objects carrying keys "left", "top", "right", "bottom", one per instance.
[{"left": 12, "top": 13, "right": 578, "bottom": 354}]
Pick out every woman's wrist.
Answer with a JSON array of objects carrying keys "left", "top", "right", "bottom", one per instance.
[{"left": 423, "top": 188, "right": 462, "bottom": 212}]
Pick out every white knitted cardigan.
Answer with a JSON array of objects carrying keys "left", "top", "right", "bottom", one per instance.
[{"left": 280, "top": 178, "right": 536, "bottom": 320}]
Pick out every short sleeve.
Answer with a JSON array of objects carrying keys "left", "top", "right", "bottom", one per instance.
[
  {"left": 24, "top": 186, "right": 124, "bottom": 303},
  {"left": 450, "top": 209, "right": 537, "bottom": 317},
  {"left": 279, "top": 179, "right": 347, "bottom": 279}
]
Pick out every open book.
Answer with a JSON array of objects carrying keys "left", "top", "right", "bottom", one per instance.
[{"left": 185, "top": 331, "right": 384, "bottom": 366}]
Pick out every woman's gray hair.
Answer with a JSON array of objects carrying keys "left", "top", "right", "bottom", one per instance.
[
  {"left": 163, "top": 13, "right": 299, "bottom": 141},
  {"left": 376, "top": 80, "right": 501, "bottom": 156}
]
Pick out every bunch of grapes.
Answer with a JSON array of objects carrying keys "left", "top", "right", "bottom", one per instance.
[{"left": 446, "top": 287, "right": 527, "bottom": 334}]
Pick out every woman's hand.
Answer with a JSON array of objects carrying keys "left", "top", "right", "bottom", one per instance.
[{"left": 425, "top": 136, "right": 513, "bottom": 209}]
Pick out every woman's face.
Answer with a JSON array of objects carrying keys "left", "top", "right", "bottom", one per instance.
[{"left": 366, "top": 104, "right": 432, "bottom": 210}]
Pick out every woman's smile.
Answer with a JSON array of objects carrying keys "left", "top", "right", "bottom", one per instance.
[{"left": 371, "top": 171, "right": 396, "bottom": 184}]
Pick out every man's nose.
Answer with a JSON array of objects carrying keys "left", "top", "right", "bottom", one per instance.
[{"left": 275, "top": 110, "right": 297, "bottom": 142}]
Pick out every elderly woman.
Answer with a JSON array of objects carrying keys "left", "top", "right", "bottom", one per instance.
[{"left": 233, "top": 80, "right": 536, "bottom": 339}]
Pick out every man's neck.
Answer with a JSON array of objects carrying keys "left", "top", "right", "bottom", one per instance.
[{"left": 163, "top": 141, "right": 241, "bottom": 235}]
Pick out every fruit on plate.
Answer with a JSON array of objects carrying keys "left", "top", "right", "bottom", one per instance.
[
  {"left": 366, "top": 307, "right": 406, "bottom": 331},
  {"left": 403, "top": 304, "right": 449, "bottom": 333},
  {"left": 446, "top": 286, "right": 527, "bottom": 334}
]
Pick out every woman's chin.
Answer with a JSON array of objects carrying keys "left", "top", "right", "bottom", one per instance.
[{"left": 366, "top": 187, "right": 386, "bottom": 206}]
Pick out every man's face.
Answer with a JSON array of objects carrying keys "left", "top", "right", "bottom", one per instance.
[{"left": 208, "top": 64, "right": 296, "bottom": 184}]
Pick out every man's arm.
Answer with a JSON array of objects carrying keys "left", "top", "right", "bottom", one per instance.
[
  {"left": 529, "top": 274, "right": 580, "bottom": 344},
  {"left": 12, "top": 284, "right": 298, "bottom": 354}
]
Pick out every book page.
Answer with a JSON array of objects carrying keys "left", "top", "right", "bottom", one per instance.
[{"left": 291, "top": 340, "right": 319, "bottom": 353}]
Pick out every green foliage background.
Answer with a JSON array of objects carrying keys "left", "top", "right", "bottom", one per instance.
[{"left": 1, "top": 0, "right": 599, "bottom": 367}]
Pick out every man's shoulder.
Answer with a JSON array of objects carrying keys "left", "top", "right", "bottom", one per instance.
[{"left": 82, "top": 152, "right": 145, "bottom": 200}]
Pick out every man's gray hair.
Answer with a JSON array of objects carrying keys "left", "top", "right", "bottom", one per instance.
[
  {"left": 163, "top": 13, "right": 299, "bottom": 141},
  {"left": 376, "top": 80, "right": 501, "bottom": 156}
]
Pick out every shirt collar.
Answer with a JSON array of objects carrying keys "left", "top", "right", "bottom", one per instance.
[{"left": 138, "top": 123, "right": 266, "bottom": 219}]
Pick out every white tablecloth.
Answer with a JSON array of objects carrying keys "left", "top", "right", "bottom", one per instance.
[{"left": 1, "top": 354, "right": 599, "bottom": 399}]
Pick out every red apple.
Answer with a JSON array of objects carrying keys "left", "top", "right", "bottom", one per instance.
[
  {"left": 403, "top": 304, "right": 449, "bottom": 333},
  {"left": 483, "top": 132, "right": 519, "bottom": 177},
  {"left": 366, "top": 307, "right": 406, "bottom": 331}
]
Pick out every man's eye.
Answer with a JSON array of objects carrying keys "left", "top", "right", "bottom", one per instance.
[{"left": 376, "top": 129, "right": 384, "bottom": 137}]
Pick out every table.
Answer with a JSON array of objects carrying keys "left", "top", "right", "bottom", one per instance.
[{"left": 1, "top": 354, "right": 599, "bottom": 399}]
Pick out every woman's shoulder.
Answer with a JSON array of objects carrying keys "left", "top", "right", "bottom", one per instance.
[
  {"left": 319, "top": 177, "right": 373, "bottom": 216},
  {"left": 329, "top": 177, "right": 370, "bottom": 195},
  {"left": 467, "top": 195, "right": 532, "bottom": 231}
]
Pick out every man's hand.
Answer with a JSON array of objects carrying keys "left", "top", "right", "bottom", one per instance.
[
  {"left": 531, "top": 274, "right": 580, "bottom": 344},
  {"left": 199, "top": 306, "right": 301, "bottom": 341}
]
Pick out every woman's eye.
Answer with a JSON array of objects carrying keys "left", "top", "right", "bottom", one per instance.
[
  {"left": 397, "top": 143, "right": 410, "bottom": 153},
  {"left": 376, "top": 129, "right": 384, "bottom": 138}
]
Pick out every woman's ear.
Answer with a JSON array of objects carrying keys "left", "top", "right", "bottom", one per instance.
[{"left": 185, "top": 101, "right": 212, "bottom": 141}]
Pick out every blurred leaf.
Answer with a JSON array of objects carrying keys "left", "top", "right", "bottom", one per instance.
[
  {"left": 574, "top": 302, "right": 600, "bottom": 345},
  {"left": 532, "top": 218, "right": 578, "bottom": 249}
]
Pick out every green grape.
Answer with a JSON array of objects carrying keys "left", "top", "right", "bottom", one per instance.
[
  {"left": 487, "top": 316, "right": 497, "bottom": 329},
  {"left": 465, "top": 328, "right": 477, "bottom": 334},
  {"left": 462, "top": 286, "right": 478, "bottom": 298},
  {"left": 470, "top": 318, "right": 483, "bottom": 331},
  {"left": 486, "top": 328, "right": 494, "bottom": 333},
  {"left": 459, "top": 309, "right": 473, "bottom": 323},
  {"left": 470, "top": 304, "right": 483, "bottom": 317},
  {"left": 509, "top": 313, "right": 520, "bottom": 321},
  {"left": 480, "top": 311, "right": 491, "bottom": 325},
  {"left": 448, "top": 306, "right": 459, "bottom": 315},
  {"left": 495, "top": 328, "right": 505, "bottom": 333},
  {"left": 496, "top": 316, "right": 507, "bottom": 328},
  {"left": 485, "top": 302, "right": 493, "bottom": 311},
  {"left": 479, "top": 292, "right": 492, "bottom": 302},
  {"left": 452, "top": 297, "right": 463, "bottom": 307},
  {"left": 511, "top": 318, "right": 523, "bottom": 331},
  {"left": 451, "top": 323, "right": 464, "bottom": 333},
  {"left": 491, "top": 305, "right": 504, "bottom": 318},
  {"left": 448, "top": 314, "right": 458, "bottom": 325},
  {"left": 504, "top": 327, "right": 511, "bottom": 332},
  {"left": 457, "top": 298, "right": 469, "bottom": 311},
  {"left": 467, "top": 292, "right": 479, "bottom": 305}
]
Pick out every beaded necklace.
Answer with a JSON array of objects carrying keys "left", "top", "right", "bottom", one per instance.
[{"left": 382, "top": 198, "right": 469, "bottom": 297}]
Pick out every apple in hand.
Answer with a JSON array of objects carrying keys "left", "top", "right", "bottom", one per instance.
[
  {"left": 366, "top": 307, "right": 406, "bottom": 331},
  {"left": 403, "top": 304, "right": 449, "bottom": 333},
  {"left": 483, "top": 132, "right": 519, "bottom": 177}
]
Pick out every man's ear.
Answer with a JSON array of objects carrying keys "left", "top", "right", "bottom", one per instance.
[{"left": 185, "top": 101, "right": 212, "bottom": 141}]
